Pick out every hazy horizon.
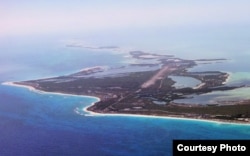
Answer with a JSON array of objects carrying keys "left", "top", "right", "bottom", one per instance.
[
  {"left": 1, "top": 1, "right": 249, "bottom": 38},
  {"left": 1, "top": 1, "right": 250, "bottom": 61}
]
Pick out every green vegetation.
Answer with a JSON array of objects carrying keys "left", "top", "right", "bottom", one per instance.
[{"left": 15, "top": 52, "right": 250, "bottom": 123}]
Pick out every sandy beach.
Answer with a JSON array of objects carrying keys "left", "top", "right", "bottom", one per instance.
[
  {"left": 2, "top": 81, "right": 100, "bottom": 100},
  {"left": 222, "top": 72, "right": 232, "bottom": 85},
  {"left": 2, "top": 81, "right": 250, "bottom": 126},
  {"left": 83, "top": 102, "right": 250, "bottom": 126}
]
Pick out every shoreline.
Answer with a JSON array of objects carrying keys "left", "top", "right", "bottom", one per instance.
[
  {"left": 83, "top": 102, "right": 250, "bottom": 126},
  {"left": 223, "top": 71, "right": 232, "bottom": 85},
  {"left": 2, "top": 81, "right": 100, "bottom": 101},
  {"left": 2, "top": 81, "right": 250, "bottom": 126}
]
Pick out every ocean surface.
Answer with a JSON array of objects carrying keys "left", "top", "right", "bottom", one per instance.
[{"left": 1, "top": 37, "right": 250, "bottom": 156}]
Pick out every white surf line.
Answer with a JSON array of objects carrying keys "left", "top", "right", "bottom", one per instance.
[{"left": 2, "top": 81, "right": 250, "bottom": 126}]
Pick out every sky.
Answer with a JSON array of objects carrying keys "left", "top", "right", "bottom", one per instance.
[
  {"left": 1, "top": 0, "right": 250, "bottom": 37},
  {"left": 1, "top": 0, "right": 250, "bottom": 75}
]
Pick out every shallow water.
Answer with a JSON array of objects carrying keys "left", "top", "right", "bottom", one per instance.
[
  {"left": 169, "top": 76, "right": 201, "bottom": 89},
  {"left": 1, "top": 37, "right": 250, "bottom": 156}
]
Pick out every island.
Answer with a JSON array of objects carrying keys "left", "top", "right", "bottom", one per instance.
[{"left": 13, "top": 51, "right": 250, "bottom": 124}]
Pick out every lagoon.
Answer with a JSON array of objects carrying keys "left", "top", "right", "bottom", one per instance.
[
  {"left": 1, "top": 37, "right": 250, "bottom": 156},
  {"left": 169, "top": 75, "right": 201, "bottom": 89}
]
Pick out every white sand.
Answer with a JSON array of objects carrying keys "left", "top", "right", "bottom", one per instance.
[
  {"left": 83, "top": 101, "right": 250, "bottom": 126},
  {"left": 222, "top": 72, "right": 232, "bottom": 85},
  {"left": 2, "top": 81, "right": 100, "bottom": 100},
  {"left": 2, "top": 81, "right": 249, "bottom": 126}
]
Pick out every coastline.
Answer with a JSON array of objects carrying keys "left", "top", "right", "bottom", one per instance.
[
  {"left": 83, "top": 102, "right": 250, "bottom": 126},
  {"left": 2, "top": 81, "right": 100, "bottom": 102},
  {"left": 223, "top": 71, "right": 232, "bottom": 85},
  {"left": 2, "top": 81, "right": 250, "bottom": 126}
]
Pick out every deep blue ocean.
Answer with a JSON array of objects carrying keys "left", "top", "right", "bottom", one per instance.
[{"left": 1, "top": 37, "right": 250, "bottom": 156}]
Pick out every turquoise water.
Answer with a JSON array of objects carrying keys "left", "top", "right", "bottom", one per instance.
[
  {"left": 1, "top": 37, "right": 250, "bottom": 156},
  {"left": 169, "top": 76, "right": 201, "bottom": 89},
  {"left": 177, "top": 59, "right": 250, "bottom": 104},
  {"left": 1, "top": 84, "right": 250, "bottom": 156}
]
